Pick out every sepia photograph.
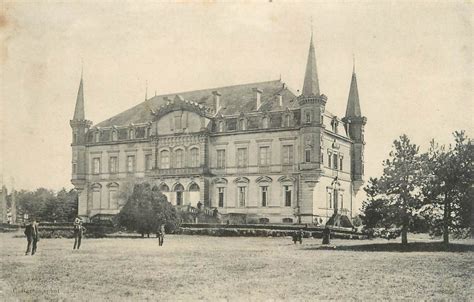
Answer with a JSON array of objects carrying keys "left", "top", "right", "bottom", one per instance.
[{"left": 0, "top": 1, "right": 472, "bottom": 301}]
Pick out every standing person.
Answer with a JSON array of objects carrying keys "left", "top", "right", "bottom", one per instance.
[
  {"left": 24, "top": 218, "right": 39, "bottom": 255},
  {"left": 322, "top": 226, "right": 331, "bottom": 245},
  {"left": 157, "top": 224, "right": 165, "bottom": 246},
  {"left": 73, "top": 221, "right": 86, "bottom": 250}
]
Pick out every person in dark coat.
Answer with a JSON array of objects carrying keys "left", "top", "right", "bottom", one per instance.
[
  {"left": 157, "top": 224, "right": 165, "bottom": 246},
  {"left": 322, "top": 226, "right": 331, "bottom": 244},
  {"left": 292, "top": 229, "right": 303, "bottom": 244},
  {"left": 24, "top": 218, "right": 39, "bottom": 255},
  {"left": 73, "top": 221, "right": 86, "bottom": 250}
]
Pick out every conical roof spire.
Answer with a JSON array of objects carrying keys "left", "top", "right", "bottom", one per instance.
[
  {"left": 73, "top": 74, "right": 85, "bottom": 120},
  {"left": 301, "top": 32, "right": 320, "bottom": 97},
  {"left": 345, "top": 63, "right": 362, "bottom": 118}
]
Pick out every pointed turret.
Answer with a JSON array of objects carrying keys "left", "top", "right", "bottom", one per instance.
[
  {"left": 301, "top": 33, "right": 320, "bottom": 97},
  {"left": 73, "top": 75, "right": 85, "bottom": 120},
  {"left": 345, "top": 67, "right": 362, "bottom": 118}
]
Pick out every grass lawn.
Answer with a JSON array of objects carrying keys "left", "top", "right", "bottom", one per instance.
[{"left": 0, "top": 232, "right": 472, "bottom": 301}]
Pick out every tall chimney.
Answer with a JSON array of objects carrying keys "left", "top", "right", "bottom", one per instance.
[
  {"left": 253, "top": 88, "right": 263, "bottom": 110},
  {"left": 212, "top": 91, "right": 221, "bottom": 112}
]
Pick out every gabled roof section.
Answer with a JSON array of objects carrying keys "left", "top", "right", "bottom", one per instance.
[
  {"left": 95, "top": 79, "right": 297, "bottom": 127},
  {"left": 73, "top": 77, "right": 85, "bottom": 120},
  {"left": 301, "top": 33, "right": 320, "bottom": 97},
  {"left": 345, "top": 71, "right": 362, "bottom": 118}
]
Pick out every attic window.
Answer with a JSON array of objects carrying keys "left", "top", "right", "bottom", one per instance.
[
  {"left": 262, "top": 117, "right": 269, "bottom": 129},
  {"left": 129, "top": 129, "right": 135, "bottom": 139},
  {"left": 218, "top": 121, "right": 224, "bottom": 132},
  {"left": 239, "top": 119, "right": 246, "bottom": 131}
]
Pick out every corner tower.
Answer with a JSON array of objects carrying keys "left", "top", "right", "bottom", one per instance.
[
  {"left": 70, "top": 73, "right": 92, "bottom": 215},
  {"left": 342, "top": 63, "right": 367, "bottom": 194},
  {"left": 297, "top": 33, "right": 327, "bottom": 223}
]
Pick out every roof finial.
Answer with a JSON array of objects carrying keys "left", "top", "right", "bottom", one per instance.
[
  {"left": 352, "top": 53, "right": 356, "bottom": 74},
  {"left": 145, "top": 80, "right": 148, "bottom": 101},
  {"left": 81, "top": 58, "right": 84, "bottom": 80},
  {"left": 310, "top": 16, "right": 313, "bottom": 38}
]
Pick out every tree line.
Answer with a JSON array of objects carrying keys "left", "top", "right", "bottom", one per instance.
[
  {"left": 4, "top": 188, "right": 78, "bottom": 223},
  {"left": 361, "top": 131, "right": 472, "bottom": 245}
]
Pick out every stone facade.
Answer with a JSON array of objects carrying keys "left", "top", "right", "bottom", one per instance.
[{"left": 70, "top": 35, "right": 367, "bottom": 224}]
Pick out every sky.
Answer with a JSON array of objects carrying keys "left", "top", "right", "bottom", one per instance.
[{"left": 0, "top": 1, "right": 472, "bottom": 193}]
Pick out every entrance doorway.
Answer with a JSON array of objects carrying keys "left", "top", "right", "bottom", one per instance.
[{"left": 174, "top": 183, "right": 184, "bottom": 206}]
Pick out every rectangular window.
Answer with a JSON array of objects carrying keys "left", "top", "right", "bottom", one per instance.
[
  {"left": 109, "top": 156, "right": 118, "bottom": 173},
  {"left": 328, "top": 153, "right": 332, "bottom": 167},
  {"left": 92, "top": 158, "right": 100, "bottom": 174},
  {"left": 218, "top": 187, "right": 225, "bottom": 208},
  {"left": 282, "top": 145, "right": 293, "bottom": 165},
  {"left": 160, "top": 151, "right": 170, "bottom": 169},
  {"left": 259, "top": 146, "right": 270, "bottom": 166},
  {"left": 333, "top": 190, "right": 338, "bottom": 209},
  {"left": 238, "top": 187, "right": 246, "bottom": 207},
  {"left": 305, "top": 111, "right": 311, "bottom": 123},
  {"left": 333, "top": 154, "right": 338, "bottom": 169},
  {"left": 328, "top": 192, "right": 333, "bottom": 209},
  {"left": 145, "top": 154, "right": 152, "bottom": 171},
  {"left": 284, "top": 185, "right": 292, "bottom": 207},
  {"left": 261, "top": 186, "right": 268, "bottom": 207},
  {"left": 127, "top": 155, "right": 135, "bottom": 173},
  {"left": 237, "top": 148, "right": 248, "bottom": 168},
  {"left": 339, "top": 157, "right": 343, "bottom": 171},
  {"left": 217, "top": 149, "right": 226, "bottom": 169},
  {"left": 305, "top": 149, "right": 311, "bottom": 163},
  {"left": 72, "top": 163, "right": 77, "bottom": 174}
]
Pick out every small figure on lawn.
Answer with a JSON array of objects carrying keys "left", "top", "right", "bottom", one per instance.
[
  {"left": 322, "top": 226, "right": 331, "bottom": 245},
  {"left": 157, "top": 224, "right": 165, "bottom": 247},
  {"left": 292, "top": 229, "right": 303, "bottom": 244},
  {"left": 24, "top": 218, "right": 39, "bottom": 256},
  {"left": 73, "top": 220, "right": 87, "bottom": 250}
]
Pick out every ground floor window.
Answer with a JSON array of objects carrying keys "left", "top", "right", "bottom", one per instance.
[
  {"left": 284, "top": 185, "right": 292, "bottom": 207},
  {"left": 261, "top": 186, "right": 268, "bottom": 207},
  {"left": 218, "top": 187, "right": 225, "bottom": 208},
  {"left": 238, "top": 186, "right": 246, "bottom": 207}
]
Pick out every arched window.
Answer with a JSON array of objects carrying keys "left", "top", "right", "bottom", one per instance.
[
  {"left": 218, "top": 121, "right": 224, "bottom": 132},
  {"left": 189, "top": 183, "right": 200, "bottom": 191},
  {"left": 112, "top": 130, "right": 117, "bottom": 141},
  {"left": 129, "top": 129, "right": 135, "bottom": 139},
  {"left": 159, "top": 183, "right": 170, "bottom": 192},
  {"left": 175, "top": 149, "right": 184, "bottom": 168},
  {"left": 94, "top": 131, "right": 100, "bottom": 143},
  {"left": 190, "top": 148, "right": 199, "bottom": 167},
  {"left": 160, "top": 150, "right": 170, "bottom": 169},
  {"left": 73, "top": 130, "right": 78, "bottom": 144},
  {"left": 174, "top": 183, "right": 184, "bottom": 206}
]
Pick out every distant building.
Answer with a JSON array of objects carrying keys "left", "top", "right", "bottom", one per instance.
[
  {"left": 0, "top": 186, "right": 7, "bottom": 223},
  {"left": 70, "top": 34, "right": 367, "bottom": 224}
]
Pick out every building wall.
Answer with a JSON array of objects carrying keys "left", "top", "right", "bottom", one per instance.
[{"left": 74, "top": 109, "right": 361, "bottom": 224}]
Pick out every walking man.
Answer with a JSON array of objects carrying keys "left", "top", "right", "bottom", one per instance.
[
  {"left": 24, "top": 218, "right": 39, "bottom": 255},
  {"left": 73, "top": 220, "right": 86, "bottom": 250},
  {"left": 157, "top": 224, "right": 165, "bottom": 246}
]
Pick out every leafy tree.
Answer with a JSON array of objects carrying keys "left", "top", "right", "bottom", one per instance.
[
  {"left": 13, "top": 188, "right": 78, "bottom": 222},
  {"left": 363, "top": 135, "right": 424, "bottom": 245},
  {"left": 421, "top": 131, "right": 473, "bottom": 244},
  {"left": 117, "top": 182, "right": 179, "bottom": 237}
]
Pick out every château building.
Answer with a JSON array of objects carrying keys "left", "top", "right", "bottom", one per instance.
[{"left": 70, "top": 34, "right": 367, "bottom": 224}]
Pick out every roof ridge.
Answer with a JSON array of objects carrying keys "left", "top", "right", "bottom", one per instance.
[{"left": 148, "top": 79, "right": 282, "bottom": 100}]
